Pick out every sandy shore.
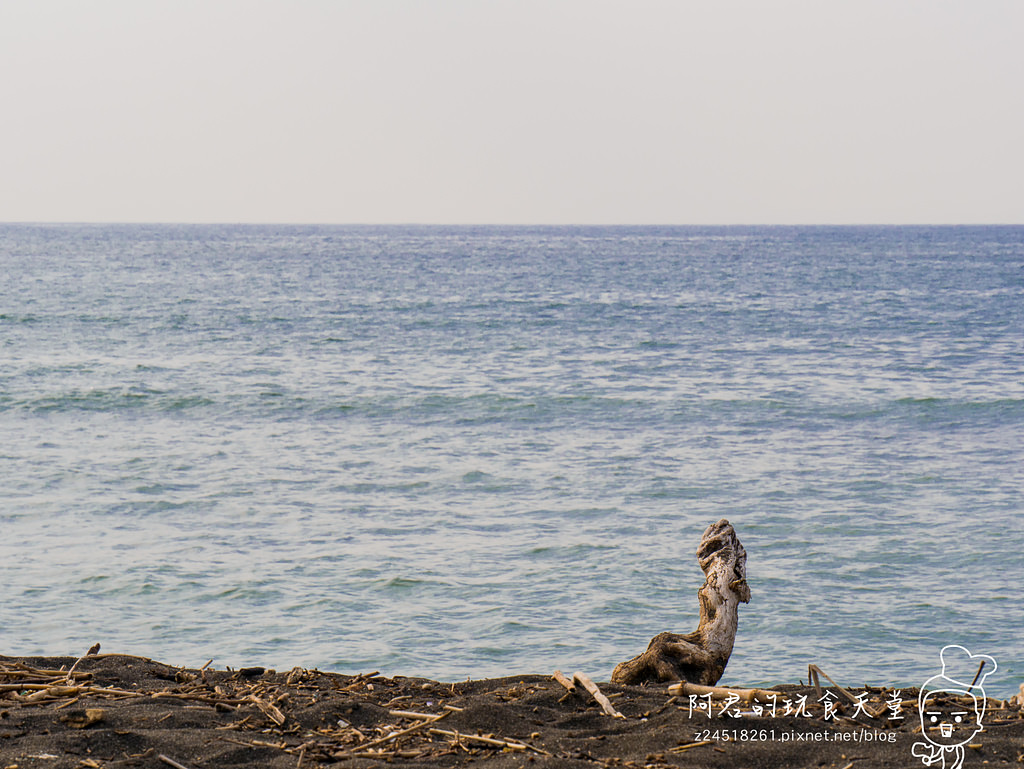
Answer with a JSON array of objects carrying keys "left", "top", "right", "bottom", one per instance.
[{"left": 1, "top": 653, "right": 1021, "bottom": 768}]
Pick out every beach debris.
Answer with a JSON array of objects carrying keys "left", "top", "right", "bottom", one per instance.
[
  {"left": 670, "top": 739, "right": 714, "bottom": 753},
  {"left": 157, "top": 755, "right": 197, "bottom": 769},
  {"left": 355, "top": 708, "right": 450, "bottom": 751},
  {"left": 247, "top": 693, "right": 287, "bottom": 725},
  {"left": 573, "top": 671, "right": 625, "bottom": 718},
  {"left": 58, "top": 707, "right": 105, "bottom": 728},
  {"left": 3, "top": 652, "right": 1024, "bottom": 767},
  {"left": 611, "top": 519, "right": 750, "bottom": 685},
  {"left": 551, "top": 670, "right": 576, "bottom": 693},
  {"left": 553, "top": 669, "right": 624, "bottom": 717},
  {"left": 63, "top": 642, "right": 101, "bottom": 682},
  {"left": 3, "top": 656, "right": 477, "bottom": 762},
  {"left": 426, "top": 727, "right": 549, "bottom": 754},
  {"left": 667, "top": 681, "right": 782, "bottom": 704},
  {"left": 808, "top": 663, "right": 886, "bottom": 718}
]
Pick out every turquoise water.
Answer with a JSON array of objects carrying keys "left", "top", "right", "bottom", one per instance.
[{"left": 2, "top": 224, "right": 1021, "bottom": 696}]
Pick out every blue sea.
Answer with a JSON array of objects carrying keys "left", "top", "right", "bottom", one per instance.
[{"left": 1, "top": 224, "right": 1021, "bottom": 697}]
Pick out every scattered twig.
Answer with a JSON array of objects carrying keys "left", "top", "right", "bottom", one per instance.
[
  {"left": 248, "top": 694, "right": 287, "bottom": 726},
  {"left": 216, "top": 735, "right": 293, "bottom": 751},
  {"left": 389, "top": 709, "right": 441, "bottom": 720},
  {"left": 356, "top": 709, "right": 451, "bottom": 751},
  {"left": 666, "top": 681, "right": 782, "bottom": 704},
  {"left": 0, "top": 664, "right": 92, "bottom": 681},
  {"left": 670, "top": 739, "right": 714, "bottom": 752},
  {"left": 552, "top": 670, "right": 576, "bottom": 693},
  {"left": 808, "top": 665, "right": 885, "bottom": 718},
  {"left": 158, "top": 755, "right": 196, "bottom": 769},
  {"left": 63, "top": 644, "right": 100, "bottom": 683},
  {"left": 573, "top": 672, "right": 625, "bottom": 718},
  {"left": 968, "top": 661, "right": 987, "bottom": 693},
  {"left": 428, "top": 727, "right": 550, "bottom": 754}
]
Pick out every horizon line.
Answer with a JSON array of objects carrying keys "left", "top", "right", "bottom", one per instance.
[{"left": 3, "top": 221, "right": 1023, "bottom": 228}]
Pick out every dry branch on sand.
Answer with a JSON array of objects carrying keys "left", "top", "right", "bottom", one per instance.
[{"left": 611, "top": 519, "right": 750, "bottom": 686}]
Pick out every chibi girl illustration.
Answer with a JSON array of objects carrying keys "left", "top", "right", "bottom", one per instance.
[{"left": 911, "top": 645, "right": 997, "bottom": 769}]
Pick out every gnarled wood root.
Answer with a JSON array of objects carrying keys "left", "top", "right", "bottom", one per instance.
[{"left": 611, "top": 519, "right": 749, "bottom": 686}]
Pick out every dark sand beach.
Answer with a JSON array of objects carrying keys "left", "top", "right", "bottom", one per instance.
[{"left": 2, "top": 654, "right": 1022, "bottom": 769}]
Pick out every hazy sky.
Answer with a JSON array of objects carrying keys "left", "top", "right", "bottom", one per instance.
[{"left": 2, "top": 1, "right": 1022, "bottom": 224}]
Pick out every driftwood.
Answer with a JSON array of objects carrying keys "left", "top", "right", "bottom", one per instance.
[
  {"left": 552, "top": 670, "right": 624, "bottom": 717},
  {"left": 667, "top": 681, "right": 781, "bottom": 704},
  {"left": 611, "top": 519, "right": 750, "bottom": 685},
  {"left": 572, "top": 672, "right": 625, "bottom": 718}
]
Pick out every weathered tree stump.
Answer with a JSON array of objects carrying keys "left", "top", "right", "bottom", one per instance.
[{"left": 611, "top": 519, "right": 750, "bottom": 686}]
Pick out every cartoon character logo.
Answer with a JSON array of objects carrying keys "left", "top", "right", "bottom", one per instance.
[{"left": 911, "top": 645, "right": 997, "bottom": 769}]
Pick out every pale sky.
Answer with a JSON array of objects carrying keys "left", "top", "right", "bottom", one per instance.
[{"left": 1, "top": 0, "right": 1022, "bottom": 224}]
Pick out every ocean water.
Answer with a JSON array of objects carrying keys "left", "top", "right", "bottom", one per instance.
[{"left": 1, "top": 224, "right": 1021, "bottom": 697}]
